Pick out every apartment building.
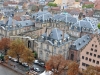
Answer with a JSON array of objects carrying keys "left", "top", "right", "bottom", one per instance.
[
  {"left": 69, "top": 17, "right": 98, "bottom": 38},
  {"left": 69, "top": 34, "right": 91, "bottom": 62},
  {"left": 79, "top": 35, "right": 100, "bottom": 70}
]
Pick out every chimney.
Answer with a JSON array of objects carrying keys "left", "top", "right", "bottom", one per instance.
[{"left": 62, "top": 29, "right": 65, "bottom": 43}]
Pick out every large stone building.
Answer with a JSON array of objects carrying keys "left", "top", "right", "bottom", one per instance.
[
  {"left": 69, "top": 17, "right": 99, "bottom": 38},
  {"left": 37, "top": 28, "right": 72, "bottom": 61}
]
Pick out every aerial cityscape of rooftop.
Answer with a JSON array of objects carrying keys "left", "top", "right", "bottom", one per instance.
[{"left": 0, "top": 0, "right": 100, "bottom": 75}]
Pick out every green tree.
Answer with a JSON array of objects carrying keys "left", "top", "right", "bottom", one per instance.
[
  {"left": 98, "top": 23, "right": 100, "bottom": 29},
  {"left": 82, "top": 4, "right": 94, "bottom": 8},
  {"left": 48, "top": 2, "right": 57, "bottom": 7},
  {"left": 75, "top": 0, "right": 79, "bottom": 2},
  {"left": 33, "top": 51, "right": 37, "bottom": 58}
]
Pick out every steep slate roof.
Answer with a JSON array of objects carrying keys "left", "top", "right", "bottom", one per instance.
[
  {"left": 71, "top": 34, "right": 91, "bottom": 50},
  {"left": 40, "top": 28, "right": 70, "bottom": 46},
  {"left": 32, "top": 11, "right": 52, "bottom": 22},
  {"left": 52, "top": 13, "right": 77, "bottom": 24},
  {"left": 17, "top": 20, "right": 34, "bottom": 27},
  {"left": 70, "top": 17, "right": 98, "bottom": 32},
  {"left": 49, "top": 28, "right": 69, "bottom": 40}
]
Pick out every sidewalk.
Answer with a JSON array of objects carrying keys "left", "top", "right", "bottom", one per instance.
[{"left": 0, "top": 61, "right": 27, "bottom": 75}]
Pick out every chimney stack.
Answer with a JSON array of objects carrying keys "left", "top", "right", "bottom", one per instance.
[{"left": 62, "top": 29, "right": 65, "bottom": 43}]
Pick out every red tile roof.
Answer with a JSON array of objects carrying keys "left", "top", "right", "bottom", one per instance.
[
  {"left": 94, "top": 0, "right": 100, "bottom": 10},
  {"left": 51, "top": 7, "right": 60, "bottom": 11},
  {"left": 13, "top": 16, "right": 21, "bottom": 21},
  {"left": 3, "top": 1, "right": 18, "bottom": 6}
]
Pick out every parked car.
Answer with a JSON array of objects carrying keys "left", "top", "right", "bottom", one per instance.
[
  {"left": 34, "top": 60, "right": 39, "bottom": 64},
  {"left": 8, "top": 56, "right": 12, "bottom": 60},
  {"left": 22, "top": 62, "right": 29, "bottom": 67},
  {"left": 38, "top": 62, "right": 45, "bottom": 67},
  {"left": 34, "top": 68, "right": 40, "bottom": 72},
  {"left": 11, "top": 58, "right": 18, "bottom": 62}
]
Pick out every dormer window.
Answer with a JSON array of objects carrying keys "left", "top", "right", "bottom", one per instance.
[
  {"left": 75, "top": 26, "right": 77, "bottom": 28},
  {"left": 87, "top": 28, "right": 89, "bottom": 31},
  {"left": 79, "top": 42, "right": 81, "bottom": 45},
  {"left": 84, "top": 27, "right": 85, "bottom": 30},
  {"left": 10, "top": 26, "right": 12, "bottom": 28},
  {"left": 54, "top": 40, "right": 57, "bottom": 45},
  {"left": 60, "top": 40, "right": 62, "bottom": 44},
  {"left": 87, "top": 37, "right": 89, "bottom": 39},
  {"left": 26, "top": 23, "right": 28, "bottom": 25},
  {"left": 41, "top": 36, "right": 44, "bottom": 38},
  {"left": 83, "top": 39, "right": 85, "bottom": 42}
]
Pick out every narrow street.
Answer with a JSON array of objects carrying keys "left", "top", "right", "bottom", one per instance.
[{"left": 0, "top": 64, "right": 22, "bottom": 75}]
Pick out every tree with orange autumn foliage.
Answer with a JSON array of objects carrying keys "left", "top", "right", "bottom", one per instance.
[
  {"left": 82, "top": 65, "right": 98, "bottom": 75},
  {"left": 7, "top": 39, "right": 34, "bottom": 65},
  {"left": 0, "top": 38, "right": 10, "bottom": 55},
  {"left": 45, "top": 55, "right": 71, "bottom": 75},
  {"left": 21, "top": 48, "right": 35, "bottom": 66},
  {"left": 95, "top": 66, "right": 100, "bottom": 72},
  {"left": 67, "top": 61, "right": 79, "bottom": 75}
]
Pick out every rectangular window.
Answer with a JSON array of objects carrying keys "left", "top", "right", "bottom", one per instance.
[
  {"left": 95, "top": 45, "right": 97, "bottom": 47},
  {"left": 93, "top": 60, "right": 95, "bottom": 63},
  {"left": 98, "top": 55, "right": 100, "bottom": 58},
  {"left": 90, "top": 53, "right": 92, "bottom": 56},
  {"left": 85, "top": 57, "right": 88, "bottom": 60},
  {"left": 82, "top": 62, "right": 85, "bottom": 66},
  {"left": 94, "top": 49, "right": 97, "bottom": 52},
  {"left": 94, "top": 54, "right": 96, "bottom": 57},
  {"left": 86, "top": 52, "right": 89, "bottom": 54},
  {"left": 89, "top": 58, "right": 91, "bottom": 62},
  {"left": 92, "top": 44, "right": 94, "bottom": 47},
  {"left": 91, "top": 48, "right": 93, "bottom": 51},
  {"left": 86, "top": 64, "right": 89, "bottom": 67},
  {"left": 47, "top": 45, "right": 49, "bottom": 49},
  {"left": 82, "top": 56, "right": 84, "bottom": 59},
  {"left": 96, "top": 61, "right": 99, "bottom": 64}
]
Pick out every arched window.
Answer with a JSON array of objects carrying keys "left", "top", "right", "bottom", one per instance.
[{"left": 28, "top": 40, "right": 31, "bottom": 48}]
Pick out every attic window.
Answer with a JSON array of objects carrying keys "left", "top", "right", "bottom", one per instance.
[
  {"left": 79, "top": 42, "right": 81, "bottom": 45},
  {"left": 26, "top": 23, "right": 28, "bottom": 25},
  {"left": 87, "top": 37, "right": 89, "bottom": 39},
  {"left": 83, "top": 39, "right": 85, "bottom": 42}
]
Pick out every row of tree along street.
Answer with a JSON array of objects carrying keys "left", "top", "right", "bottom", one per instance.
[
  {"left": 45, "top": 55, "right": 100, "bottom": 75},
  {"left": 0, "top": 38, "right": 35, "bottom": 67},
  {"left": 0, "top": 38, "right": 100, "bottom": 75}
]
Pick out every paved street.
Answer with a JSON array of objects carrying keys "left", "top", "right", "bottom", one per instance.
[{"left": 0, "top": 64, "right": 21, "bottom": 75}]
